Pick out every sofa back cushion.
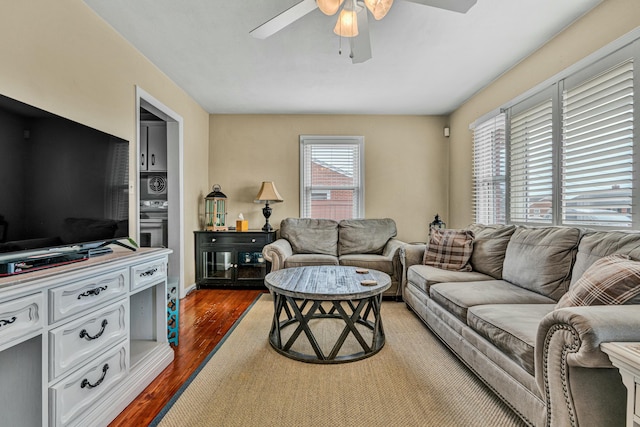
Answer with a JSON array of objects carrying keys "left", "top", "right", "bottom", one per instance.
[
  {"left": 571, "top": 230, "right": 640, "bottom": 286},
  {"left": 280, "top": 218, "right": 339, "bottom": 256},
  {"left": 556, "top": 254, "right": 640, "bottom": 308},
  {"left": 338, "top": 218, "right": 397, "bottom": 256},
  {"left": 467, "top": 224, "right": 516, "bottom": 279},
  {"left": 502, "top": 226, "right": 581, "bottom": 300}
]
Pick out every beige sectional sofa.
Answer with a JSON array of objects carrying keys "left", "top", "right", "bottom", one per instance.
[
  {"left": 403, "top": 224, "right": 640, "bottom": 427},
  {"left": 262, "top": 218, "right": 405, "bottom": 298}
]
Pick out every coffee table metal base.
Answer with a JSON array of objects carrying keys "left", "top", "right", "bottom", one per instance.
[{"left": 268, "top": 292, "right": 385, "bottom": 364}]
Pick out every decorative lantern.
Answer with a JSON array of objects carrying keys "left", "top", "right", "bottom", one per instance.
[
  {"left": 429, "top": 214, "right": 446, "bottom": 235},
  {"left": 204, "top": 184, "right": 228, "bottom": 231}
]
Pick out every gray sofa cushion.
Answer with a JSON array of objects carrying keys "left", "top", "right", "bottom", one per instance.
[
  {"left": 280, "top": 218, "right": 339, "bottom": 256},
  {"left": 502, "top": 226, "right": 582, "bottom": 301},
  {"left": 338, "top": 218, "right": 397, "bottom": 256},
  {"left": 339, "top": 254, "right": 394, "bottom": 275},
  {"left": 467, "top": 304, "right": 555, "bottom": 375},
  {"left": 571, "top": 230, "right": 640, "bottom": 286},
  {"left": 430, "top": 280, "right": 556, "bottom": 323},
  {"left": 283, "top": 254, "right": 339, "bottom": 268},
  {"left": 407, "top": 265, "right": 493, "bottom": 296},
  {"left": 468, "top": 224, "right": 516, "bottom": 279}
]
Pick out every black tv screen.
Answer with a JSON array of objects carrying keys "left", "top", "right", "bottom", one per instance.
[{"left": 0, "top": 94, "right": 129, "bottom": 257}]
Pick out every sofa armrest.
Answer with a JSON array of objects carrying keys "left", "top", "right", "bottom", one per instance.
[
  {"left": 262, "top": 239, "right": 293, "bottom": 271},
  {"left": 535, "top": 305, "right": 640, "bottom": 426},
  {"left": 382, "top": 238, "right": 405, "bottom": 258},
  {"left": 400, "top": 243, "right": 426, "bottom": 287},
  {"left": 402, "top": 243, "right": 426, "bottom": 267}
]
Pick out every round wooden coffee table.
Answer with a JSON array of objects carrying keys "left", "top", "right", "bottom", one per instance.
[{"left": 264, "top": 265, "right": 391, "bottom": 364}]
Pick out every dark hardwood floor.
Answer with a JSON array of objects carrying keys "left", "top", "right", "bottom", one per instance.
[{"left": 109, "top": 288, "right": 266, "bottom": 427}]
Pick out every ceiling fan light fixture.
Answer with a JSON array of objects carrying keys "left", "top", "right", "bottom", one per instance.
[
  {"left": 333, "top": 6, "right": 359, "bottom": 37},
  {"left": 317, "top": 0, "right": 344, "bottom": 16},
  {"left": 364, "top": 0, "right": 393, "bottom": 20}
]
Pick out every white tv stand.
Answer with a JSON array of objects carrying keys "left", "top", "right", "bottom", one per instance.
[{"left": 0, "top": 247, "right": 174, "bottom": 427}]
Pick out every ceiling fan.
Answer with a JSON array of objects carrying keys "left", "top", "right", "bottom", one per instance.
[{"left": 249, "top": 0, "right": 477, "bottom": 64}]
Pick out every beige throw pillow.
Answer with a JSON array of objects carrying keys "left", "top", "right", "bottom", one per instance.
[
  {"left": 423, "top": 229, "right": 475, "bottom": 272},
  {"left": 556, "top": 254, "right": 640, "bottom": 308}
]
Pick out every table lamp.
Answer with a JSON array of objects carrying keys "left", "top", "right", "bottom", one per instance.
[{"left": 254, "top": 181, "right": 283, "bottom": 232}]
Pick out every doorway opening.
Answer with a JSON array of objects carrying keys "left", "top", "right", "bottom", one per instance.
[{"left": 136, "top": 87, "right": 184, "bottom": 297}]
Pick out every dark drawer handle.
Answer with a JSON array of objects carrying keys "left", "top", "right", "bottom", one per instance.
[
  {"left": 81, "top": 363, "right": 109, "bottom": 389},
  {"left": 77, "top": 286, "right": 108, "bottom": 300},
  {"left": 140, "top": 267, "right": 158, "bottom": 277},
  {"left": 0, "top": 316, "right": 17, "bottom": 328},
  {"left": 79, "top": 319, "right": 108, "bottom": 341}
]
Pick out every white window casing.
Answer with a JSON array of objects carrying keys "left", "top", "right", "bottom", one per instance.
[
  {"left": 472, "top": 113, "right": 506, "bottom": 224},
  {"left": 299, "top": 135, "right": 364, "bottom": 220}
]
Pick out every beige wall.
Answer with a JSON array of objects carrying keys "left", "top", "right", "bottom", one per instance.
[
  {"left": 210, "top": 115, "right": 448, "bottom": 243},
  {"left": 448, "top": 0, "right": 640, "bottom": 228},
  {"left": 0, "top": 1, "right": 210, "bottom": 293}
]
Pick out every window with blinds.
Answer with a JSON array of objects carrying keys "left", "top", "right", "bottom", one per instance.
[
  {"left": 561, "top": 60, "right": 634, "bottom": 227},
  {"left": 299, "top": 136, "right": 364, "bottom": 220},
  {"left": 472, "top": 113, "right": 506, "bottom": 224},
  {"left": 509, "top": 99, "right": 554, "bottom": 224},
  {"left": 472, "top": 38, "right": 639, "bottom": 229}
]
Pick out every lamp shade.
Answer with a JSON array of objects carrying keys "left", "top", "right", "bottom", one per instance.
[
  {"left": 364, "top": 0, "right": 393, "bottom": 20},
  {"left": 317, "top": 0, "right": 344, "bottom": 15},
  {"left": 254, "top": 181, "right": 284, "bottom": 203},
  {"left": 333, "top": 5, "right": 358, "bottom": 37}
]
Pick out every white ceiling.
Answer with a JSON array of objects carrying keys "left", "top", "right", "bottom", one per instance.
[{"left": 84, "top": 0, "right": 602, "bottom": 115}]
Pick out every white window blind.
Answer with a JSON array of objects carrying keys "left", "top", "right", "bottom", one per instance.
[
  {"left": 509, "top": 99, "right": 554, "bottom": 224},
  {"left": 561, "top": 60, "right": 634, "bottom": 227},
  {"left": 472, "top": 113, "right": 506, "bottom": 224},
  {"left": 300, "top": 136, "right": 364, "bottom": 220}
]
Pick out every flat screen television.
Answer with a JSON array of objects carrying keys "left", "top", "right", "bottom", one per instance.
[{"left": 0, "top": 93, "right": 129, "bottom": 262}]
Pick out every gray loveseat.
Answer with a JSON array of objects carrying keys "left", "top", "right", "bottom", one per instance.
[
  {"left": 262, "top": 218, "right": 405, "bottom": 298},
  {"left": 403, "top": 224, "right": 640, "bottom": 427}
]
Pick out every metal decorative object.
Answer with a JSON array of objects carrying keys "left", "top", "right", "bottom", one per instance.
[
  {"left": 79, "top": 319, "right": 108, "bottom": 341},
  {"left": 429, "top": 214, "right": 446, "bottom": 235},
  {"left": 0, "top": 316, "right": 16, "bottom": 327},
  {"left": 81, "top": 364, "right": 109, "bottom": 389},
  {"left": 77, "top": 286, "right": 109, "bottom": 300},
  {"left": 204, "top": 184, "right": 228, "bottom": 231}
]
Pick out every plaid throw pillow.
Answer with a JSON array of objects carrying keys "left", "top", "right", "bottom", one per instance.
[
  {"left": 556, "top": 254, "right": 640, "bottom": 308},
  {"left": 423, "top": 229, "right": 475, "bottom": 271}
]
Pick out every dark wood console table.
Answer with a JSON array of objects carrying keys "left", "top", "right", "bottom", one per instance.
[{"left": 194, "top": 230, "right": 276, "bottom": 288}]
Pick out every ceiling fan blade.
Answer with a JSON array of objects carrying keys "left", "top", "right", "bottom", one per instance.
[
  {"left": 250, "top": 0, "right": 319, "bottom": 39},
  {"left": 403, "top": 0, "right": 477, "bottom": 13},
  {"left": 349, "top": 6, "right": 372, "bottom": 63}
]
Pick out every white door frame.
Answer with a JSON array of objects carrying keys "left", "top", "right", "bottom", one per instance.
[{"left": 135, "top": 86, "right": 185, "bottom": 298}]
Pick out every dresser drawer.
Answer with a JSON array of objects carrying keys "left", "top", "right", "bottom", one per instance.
[
  {"left": 49, "top": 268, "right": 129, "bottom": 324},
  {"left": 49, "top": 300, "right": 128, "bottom": 380},
  {"left": 131, "top": 258, "right": 167, "bottom": 292},
  {"left": 0, "top": 293, "right": 44, "bottom": 348},
  {"left": 198, "top": 233, "right": 270, "bottom": 247},
  {"left": 49, "top": 342, "right": 128, "bottom": 427}
]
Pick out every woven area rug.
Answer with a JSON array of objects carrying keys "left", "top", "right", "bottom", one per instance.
[{"left": 152, "top": 294, "right": 525, "bottom": 427}]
